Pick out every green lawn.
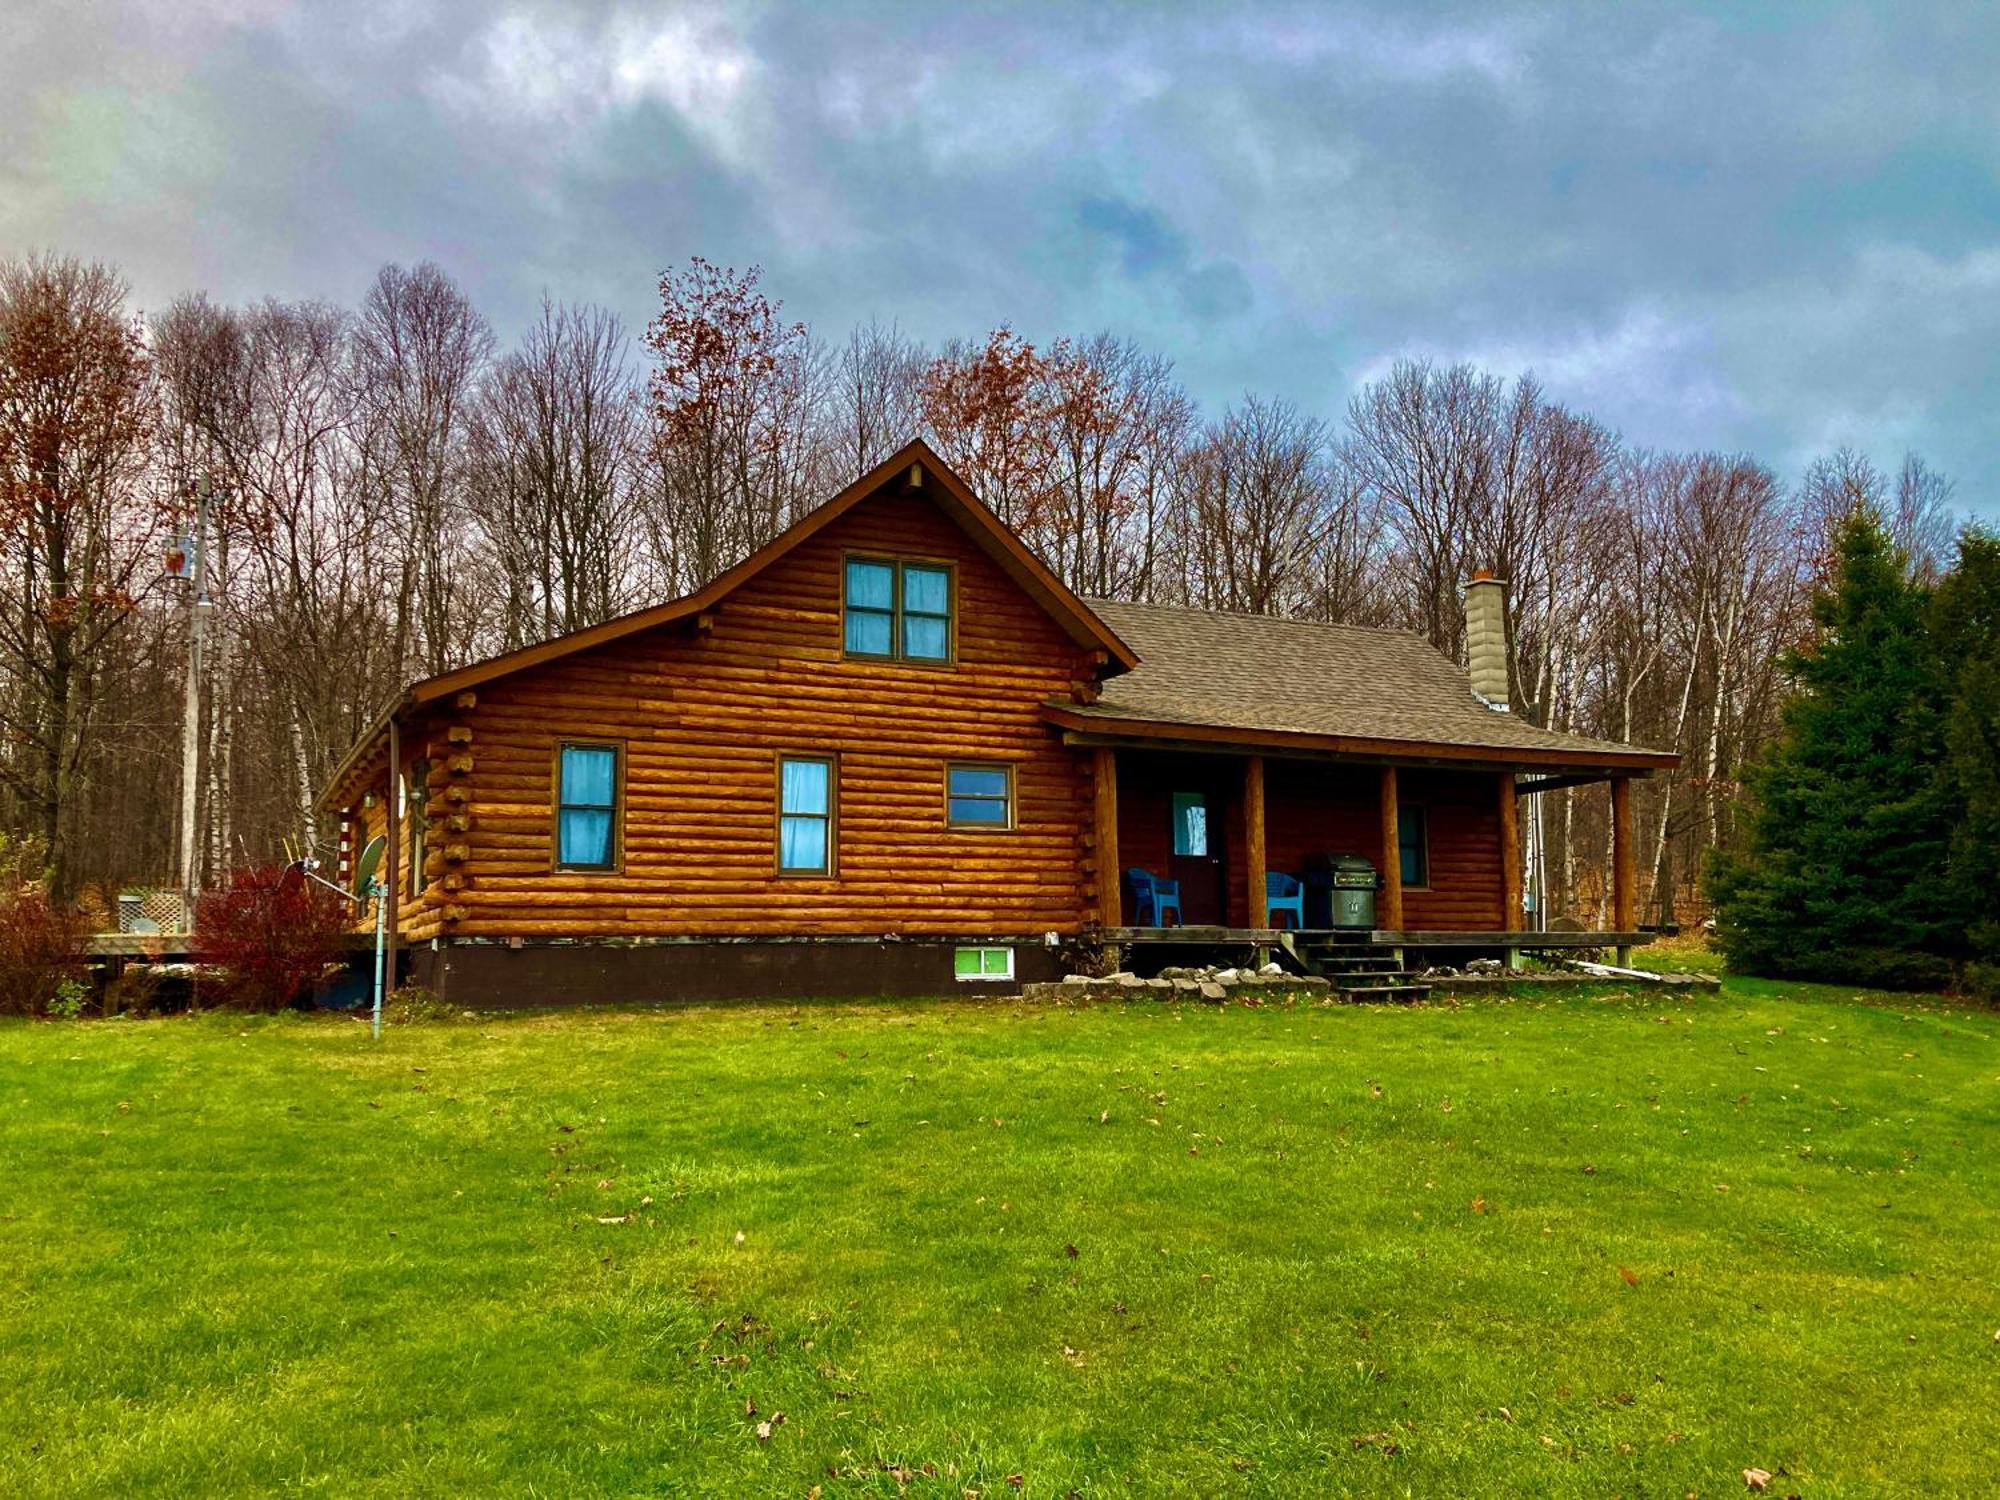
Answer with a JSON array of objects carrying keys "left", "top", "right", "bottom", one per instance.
[{"left": 2, "top": 980, "right": 1996, "bottom": 1497}]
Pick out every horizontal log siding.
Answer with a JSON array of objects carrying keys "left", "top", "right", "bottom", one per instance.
[
  {"left": 444, "top": 487, "right": 1098, "bottom": 937},
  {"left": 1399, "top": 769, "right": 1505, "bottom": 929},
  {"left": 1262, "top": 762, "right": 1504, "bottom": 929}
]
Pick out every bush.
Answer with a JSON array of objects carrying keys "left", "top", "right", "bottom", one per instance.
[
  {"left": 0, "top": 884, "right": 90, "bottom": 1016},
  {"left": 193, "top": 866, "right": 352, "bottom": 1012}
]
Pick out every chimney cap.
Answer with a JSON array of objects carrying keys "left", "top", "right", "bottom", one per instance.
[{"left": 1469, "top": 568, "right": 1502, "bottom": 584}]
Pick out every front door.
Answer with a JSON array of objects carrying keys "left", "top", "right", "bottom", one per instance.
[{"left": 1168, "top": 788, "right": 1225, "bottom": 925}]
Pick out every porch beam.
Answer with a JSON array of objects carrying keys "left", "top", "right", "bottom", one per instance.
[
  {"left": 1498, "top": 771, "right": 1521, "bottom": 934},
  {"left": 1243, "top": 754, "right": 1266, "bottom": 929},
  {"left": 1377, "top": 765, "right": 1404, "bottom": 930},
  {"left": 1092, "top": 746, "right": 1120, "bottom": 927}
]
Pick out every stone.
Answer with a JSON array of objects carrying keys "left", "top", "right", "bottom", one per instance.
[
  {"left": 1465, "top": 958, "right": 1504, "bottom": 975},
  {"left": 1199, "top": 982, "right": 1227, "bottom": 1002},
  {"left": 1259, "top": 962, "right": 1284, "bottom": 976},
  {"left": 1171, "top": 977, "right": 1200, "bottom": 994},
  {"left": 1107, "top": 971, "right": 1138, "bottom": 982},
  {"left": 1144, "top": 976, "right": 1173, "bottom": 992},
  {"left": 1116, "top": 974, "right": 1147, "bottom": 990},
  {"left": 1212, "top": 967, "right": 1240, "bottom": 983},
  {"left": 1061, "top": 973, "right": 1093, "bottom": 985},
  {"left": 1159, "top": 965, "right": 1191, "bottom": 980}
]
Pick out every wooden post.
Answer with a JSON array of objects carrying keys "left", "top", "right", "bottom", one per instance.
[
  {"left": 1498, "top": 771, "right": 1521, "bottom": 966},
  {"left": 1244, "top": 754, "right": 1266, "bottom": 929},
  {"left": 1612, "top": 775, "right": 1635, "bottom": 962},
  {"left": 385, "top": 717, "right": 401, "bottom": 985},
  {"left": 1092, "top": 746, "right": 1120, "bottom": 928},
  {"left": 1377, "top": 765, "right": 1403, "bottom": 933}
]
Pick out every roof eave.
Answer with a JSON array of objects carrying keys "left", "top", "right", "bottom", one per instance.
[{"left": 1043, "top": 703, "right": 1680, "bottom": 773}]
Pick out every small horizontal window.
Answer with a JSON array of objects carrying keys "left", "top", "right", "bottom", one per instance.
[
  {"left": 947, "top": 762, "right": 1014, "bottom": 828},
  {"left": 954, "top": 946, "right": 1014, "bottom": 981}
]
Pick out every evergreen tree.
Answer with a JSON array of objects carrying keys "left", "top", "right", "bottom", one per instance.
[
  {"left": 1932, "top": 528, "right": 2000, "bottom": 998},
  {"left": 1707, "top": 509, "right": 1959, "bottom": 987}
]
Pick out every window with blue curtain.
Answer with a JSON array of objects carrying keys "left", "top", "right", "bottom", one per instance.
[
  {"left": 843, "top": 556, "right": 952, "bottom": 663},
  {"left": 1399, "top": 805, "right": 1429, "bottom": 886},
  {"left": 556, "top": 743, "right": 619, "bottom": 869},
  {"left": 947, "top": 763, "right": 1013, "bottom": 827},
  {"left": 901, "top": 564, "right": 951, "bottom": 661},
  {"left": 1171, "top": 792, "right": 1208, "bottom": 856},
  {"left": 843, "top": 559, "right": 895, "bottom": 656},
  {"left": 778, "top": 756, "right": 833, "bottom": 874}
]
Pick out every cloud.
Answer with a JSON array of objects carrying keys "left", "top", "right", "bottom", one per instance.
[{"left": 0, "top": 0, "right": 1994, "bottom": 515}]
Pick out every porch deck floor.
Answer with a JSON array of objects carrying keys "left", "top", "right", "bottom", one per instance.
[{"left": 1102, "top": 926, "right": 1654, "bottom": 948}]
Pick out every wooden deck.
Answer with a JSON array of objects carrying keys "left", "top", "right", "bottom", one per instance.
[{"left": 1103, "top": 926, "right": 1653, "bottom": 948}]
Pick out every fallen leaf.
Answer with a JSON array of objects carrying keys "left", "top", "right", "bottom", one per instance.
[
  {"left": 1743, "top": 1467, "right": 1772, "bottom": 1492},
  {"left": 733, "top": 1230, "right": 746, "bottom": 1246},
  {"left": 1065, "top": 1243, "right": 1079, "bottom": 1258},
  {"left": 754, "top": 1421, "right": 772, "bottom": 1442},
  {"left": 1618, "top": 1264, "right": 1639, "bottom": 1287},
  {"left": 1470, "top": 1196, "right": 1487, "bottom": 1215},
  {"left": 1005, "top": 1475, "right": 1024, "bottom": 1489}
]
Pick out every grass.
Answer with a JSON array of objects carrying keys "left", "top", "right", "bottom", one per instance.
[{"left": 2, "top": 978, "right": 1996, "bottom": 1497}]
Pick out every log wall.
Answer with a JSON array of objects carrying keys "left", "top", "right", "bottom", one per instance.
[{"left": 407, "top": 484, "right": 1101, "bottom": 938}]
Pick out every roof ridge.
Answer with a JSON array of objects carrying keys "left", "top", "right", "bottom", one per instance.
[{"left": 1084, "top": 596, "right": 1433, "bottom": 645}]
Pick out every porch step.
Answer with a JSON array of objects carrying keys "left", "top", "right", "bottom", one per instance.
[{"left": 1334, "top": 982, "right": 1434, "bottom": 1003}]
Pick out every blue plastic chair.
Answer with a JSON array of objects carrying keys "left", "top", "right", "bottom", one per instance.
[
  {"left": 1265, "top": 871, "right": 1306, "bottom": 929},
  {"left": 1127, "top": 868, "right": 1183, "bottom": 927}
]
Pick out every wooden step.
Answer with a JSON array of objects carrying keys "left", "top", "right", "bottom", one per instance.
[{"left": 1334, "top": 983, "right": 1433, "bottom": 1002}]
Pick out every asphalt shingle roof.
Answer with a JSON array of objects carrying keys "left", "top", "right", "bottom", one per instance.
[{"left": 1071, "top": 599, "right": 1671, "bottom": 765}]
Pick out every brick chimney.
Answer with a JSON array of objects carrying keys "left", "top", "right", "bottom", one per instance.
[{"left": 1464, "top": 570, "right": 1509, "bottom": 711}]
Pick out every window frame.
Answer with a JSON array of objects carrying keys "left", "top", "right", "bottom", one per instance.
[
  {"left": 1398, "top": 802, "right": 1431, "bottom": 890},
  {"left": 953, "top": 945, "right": 1015, "bottom": 982},
  {"left": 945, "top": 761, "right": 1016, "bottom": 831},
  {"left": 774, "top": 752, "right": 838, "bottom": 878},
  {"left": 551, "top": 739, "right": 624, "bottom": 874},
  {"left": 841, "top": 552, "right": 957, "bottom": 667}
]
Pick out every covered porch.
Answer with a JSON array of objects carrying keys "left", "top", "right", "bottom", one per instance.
[{"left": 1082, "top": 739, "right": 1649, "bottom": 968}]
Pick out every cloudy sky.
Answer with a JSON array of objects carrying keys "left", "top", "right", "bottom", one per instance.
[{"left": 4, "top": 1, "right": 1995, "bottom": 514}]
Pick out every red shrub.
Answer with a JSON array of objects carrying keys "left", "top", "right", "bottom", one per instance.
[
  {"left": 194, "top": 866, "right": 352, "bottom": 1011},
  {"left": 0, "top": 886, "right": 89, "bottom": 1016}
]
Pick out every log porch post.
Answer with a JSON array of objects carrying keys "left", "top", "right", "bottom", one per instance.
[
  {"left": 1377, "top": 765, "right": 1403, "bottom": 932},
  {"left": 385, "top": 717, "right": 401, "bottom": 983},
  {"left": 1498, "top": 770, "right": 1521, "bottom": 968},
  {"left": 1243, "top": 754, "right": 1266, "bottom": 929},
  {"left": 1611, "top": 775, "right": 1636, "bottom": 963},
  {"left": 1092, "top": 746, "right": 1120, "bottom": 930}
]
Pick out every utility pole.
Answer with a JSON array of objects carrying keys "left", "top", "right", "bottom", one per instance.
[{"left": 177, "top": 476, "right": 213, "bottom": 930}]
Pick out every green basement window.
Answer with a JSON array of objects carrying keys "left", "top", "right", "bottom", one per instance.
[
  {"left": 947, "top": 762, "right": 1014, "bottom": 828},
  {"left": 556, "top": 743, "right": 620, "bottom": 870},
  {"left": 1399, "top": 804, "right": 1429, "bottom": 888},
  {"left": 954, "top": 946, "right": 1014, "bottom": 981},
  {"left": 843, "top": 557, "right": 953, "bottom": 663},
  {"left": 777, "top": 755, "right": 835, "bottom": 875}
]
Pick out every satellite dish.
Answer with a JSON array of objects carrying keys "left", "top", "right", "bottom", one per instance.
[{"left": 352, "top": 834, "right": 385, "bottom": 895}]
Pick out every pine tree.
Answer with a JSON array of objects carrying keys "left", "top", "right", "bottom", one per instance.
[
  {"left": 1932, "top": 528, "right": 2000, "bottom": 997},
  {"left": 1707, "top": 509, "right": 1959, "bottom": 987}
]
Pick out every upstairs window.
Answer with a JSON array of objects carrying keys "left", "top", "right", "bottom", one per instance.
[
  {"left": 1399, "top": 804, "right": 1429, "bottom": 888},
  {"left": 947, "top": 763, "right": 1014, "bottom": 829},
  {"left": 778, "top": 755, "right": 835, "bottom": 875},
  {"left": 556, "top": 743, "right": 620, "bottom": 871},
  {"left": 843, "top": 557, "right": 953, "bottom": 663}
]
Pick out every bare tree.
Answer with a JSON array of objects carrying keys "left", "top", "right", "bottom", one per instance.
[
  {"left": 0, "top": 256, "right": 158, "bottom": 892},
  {"left": 352, "top": 262, "right": 492, "bottom": 678},
  {"left": 470, "top": 299, "right": 643, "bottom": 647}
]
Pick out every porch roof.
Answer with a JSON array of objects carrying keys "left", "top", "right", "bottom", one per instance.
[{"left": 1051, "top": 600, "right": 1677, "bottom": 772}]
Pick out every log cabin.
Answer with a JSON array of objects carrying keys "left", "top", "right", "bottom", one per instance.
[{"left": 318, "top": 439, "right": 1677, "bottom": 1006}]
